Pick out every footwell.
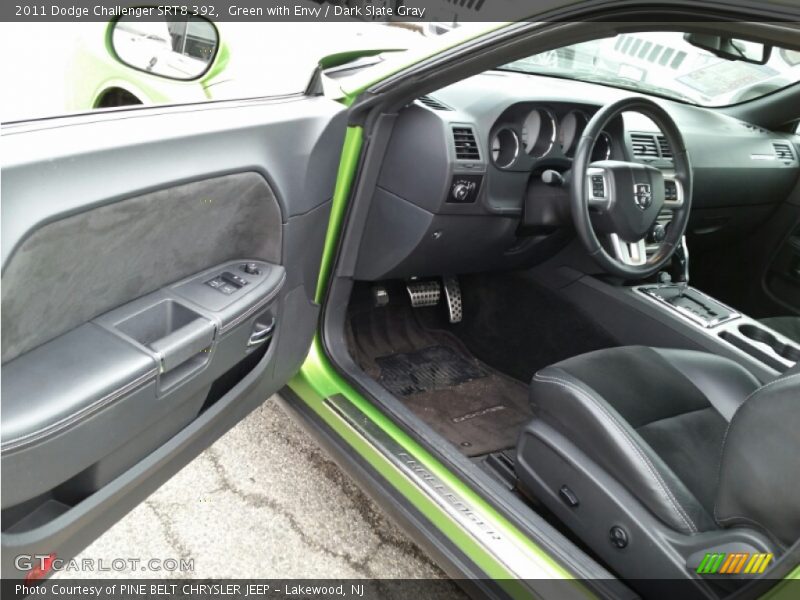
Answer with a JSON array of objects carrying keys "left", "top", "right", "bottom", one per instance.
[{"left": 348, "top": 301, "right": 531, "bottom": 457}]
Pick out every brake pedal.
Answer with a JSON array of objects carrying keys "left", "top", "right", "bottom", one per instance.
[
  {"left": 443, "top": 276, "right": 463, "bottom": 323},
  {"left": 406, "top": 280, "right": 441, "bottom": 307}
]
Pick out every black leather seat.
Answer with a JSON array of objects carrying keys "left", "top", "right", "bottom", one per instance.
[
  {"left": 516, "top": 346, "right": 799, "bottom": 582},
  {"left": 759, "top": 316, "right": 800, "bottom": 345}
]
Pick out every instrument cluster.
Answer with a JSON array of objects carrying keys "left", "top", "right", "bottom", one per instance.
[{"left": 490, "top": 105, "right": 615, "bottom": 170}]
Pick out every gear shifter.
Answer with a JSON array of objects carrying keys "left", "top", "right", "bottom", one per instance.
[{"left": 671, "top": 236, "right": 690, "bottom": 284}]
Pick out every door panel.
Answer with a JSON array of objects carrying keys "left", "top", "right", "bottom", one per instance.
[
  {"left": 2, "top": 172, "right": 281, "bottom": 363},
  {"left": 1, "top": 97, "right": 346, "bottom": 578}
]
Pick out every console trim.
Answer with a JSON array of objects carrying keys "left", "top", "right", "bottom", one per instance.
[
  {"left": 633, "top": 284, "right": 797, "bottom": 374},
  {"left": 636, "top": 284, "right": 741, "bottom": 329}
]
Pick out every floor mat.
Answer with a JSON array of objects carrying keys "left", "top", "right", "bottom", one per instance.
[
  {"left": 348, "top": 299, "right": 531, "bottom": 457},
  {"left": 396, "top": 362, "right": 531, "bottom": 456},
  {"left": 375, "top": 345, "right": 487, "bottom": 396}
]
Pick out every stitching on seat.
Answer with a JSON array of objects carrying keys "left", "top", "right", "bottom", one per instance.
[
  {"left": 713, "top": 372, "right": 800, "bottom": 524},
  {"left": 534, "top": 372, "right": 698, "bottom": 533}
]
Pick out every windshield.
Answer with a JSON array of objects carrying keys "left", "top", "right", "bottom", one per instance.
[{"left": 502, "top": 31, "right": 800, "bottom": 107}]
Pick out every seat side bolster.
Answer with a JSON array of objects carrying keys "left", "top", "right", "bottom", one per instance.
[
  {"left": 532, "top": 366, "right": 714, "bottom": 534},
  {"left": 651, "top": 348, "right": 761, "bottom": 421},
  {"left": 715, "top": 373, "right": 800, "bottom": 547}
]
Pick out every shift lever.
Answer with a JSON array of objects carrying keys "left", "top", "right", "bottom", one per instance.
[{"left": 672, "top": 236, "right": 690, "bottom": 284}]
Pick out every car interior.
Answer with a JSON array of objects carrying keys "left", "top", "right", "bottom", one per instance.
[
  {"left": 322, "top": 20, "right": 800, "bottom": 600},
  {"left": 2, "top": 12, "right": 799, "bottom": 599}
]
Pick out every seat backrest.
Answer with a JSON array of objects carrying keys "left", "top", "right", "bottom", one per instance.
[{"left": 715, "top": 370, "right": 800, "bottom": 547}]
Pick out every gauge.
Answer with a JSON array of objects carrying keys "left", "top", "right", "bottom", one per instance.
[
  {"left": 490, "top": 128, "right": 520, "bottom": 168},
  {"left": 591, "top": 132, "right": 612, "bottom": 162},
  {"left": 558, "top": 111, "right": 588, "bottom": 156},
  {"left": 521, "top": 109, "right": 556, "bottom": 158}
]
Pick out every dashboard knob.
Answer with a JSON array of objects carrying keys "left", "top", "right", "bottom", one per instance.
[
  {"left": 242, "top": 262, "right": 260, "bottom": 275},
  {"left": 452, "top": 183, "right": 470, "bottom": 202},
  {"left": 648, "top": 223, "right": 667, "bottom": 244}
]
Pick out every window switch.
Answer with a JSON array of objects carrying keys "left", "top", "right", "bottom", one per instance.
[
  {"left": 221, "top": 272, "right": 248, "bottom": 287},
  {"left": 206, "top": 278, "right": 224, "bottom": 289},
  {"left": 220, "top": 283, "right": 237, "bottom": 295}
]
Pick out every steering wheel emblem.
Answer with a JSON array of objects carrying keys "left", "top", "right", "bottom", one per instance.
[{"left": 633, "top": 183, "right": 652, "bottom": 210}]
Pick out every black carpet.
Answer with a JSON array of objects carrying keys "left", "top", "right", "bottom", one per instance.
[
  {"left": 451, "top": 272, "right": 618, "bottom": 382},
  {"left": 348, "top": 300, "right": 531, "bottom": 457}
]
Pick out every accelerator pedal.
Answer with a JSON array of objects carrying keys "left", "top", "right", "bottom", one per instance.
[
  {"left": 406, "top": 280, "right": 441, "bottom": 308},
  {"left": 443, "top": 276, "right": 463, "bottom": 323}
]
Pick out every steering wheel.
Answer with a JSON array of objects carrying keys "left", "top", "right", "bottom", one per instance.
[{"left": 570, "top": 96, "right": 692, "bottom": 279}]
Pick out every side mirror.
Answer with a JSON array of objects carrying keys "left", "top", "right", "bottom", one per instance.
[
  {"left": 111, "top": 14, "right": 219, "bottom": 80},
  {"left": 780, "top": 48, "right": 800, "bottom": 67},
  {"left": 684, "top": 33, "right": 772, "bottom": 65}
]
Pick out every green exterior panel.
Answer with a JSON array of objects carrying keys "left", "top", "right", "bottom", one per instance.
[
  {"left": 315, "top": 126, "right": 364, "bottom": 304},
  {"left": 289, "top": 339, "right": 584, "bottom": 594}
]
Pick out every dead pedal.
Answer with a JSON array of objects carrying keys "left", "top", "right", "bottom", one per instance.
[
  {"left": 443, "top": 276, "right": 463, "bottom": 323},
  {"left": 406, "top": 280, "right": 441, "bottom": 307}
]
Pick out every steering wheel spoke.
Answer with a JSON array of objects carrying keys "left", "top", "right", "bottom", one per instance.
[
  {"left": 662, "top": 172, "right": 685, "bottom": 209},
  {"left": 609, "top": 234, "right": 647, "bottom": 266}
]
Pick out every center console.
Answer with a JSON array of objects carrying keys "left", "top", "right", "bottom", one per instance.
[
  {"left": 635, "top": 284, "right": 799, "bottom": 374},
  {"left": 552, "top": 270, "right": 798, "bottom": 382},
  {"left": 637, "top": 284, "right": 738, "bottom": 329}
]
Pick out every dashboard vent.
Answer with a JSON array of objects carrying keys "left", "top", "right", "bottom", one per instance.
[
  {"left": 631, "top": 133, "right": 659, "bottom": 159},
  {"left": 417, "top": 96, "right": 451, "bottom": 111},
  {"left": 740, "top": 121, "right": 768, "bottom": 135},
  {"left": 443, "top": 0, "right": 486, "bottom": 11},
  {"left": 656, "top": 135, "right": 673, "bottom": 159},
  {"left": 453, "top": 126, "right": 480, "bottom": 160},
  {"left": 773, "top": 142, "right": 794, "bottom": 161}
]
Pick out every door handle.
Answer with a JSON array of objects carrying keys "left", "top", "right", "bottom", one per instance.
[
  {"left": 247, "top": 317, "right": 275, "bottom": 347},
  {"left": 149, "top": 317, "right": 215, "bottom": 373}
]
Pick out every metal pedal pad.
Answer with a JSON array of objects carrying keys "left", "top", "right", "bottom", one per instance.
[
  {"left": 406, "top": 280, "right": 441, "bottom": 308},
  {"left": 443, "top": 276, "right": 463, "bottom": 323}
]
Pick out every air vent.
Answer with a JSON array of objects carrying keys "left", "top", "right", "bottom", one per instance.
[
  {"left": 630, "top": 133, "right": 659, "bottom": 159},
  {"left": 444, "top": 0, "right": 486, "bottom": 11},
  {"left": 740, "top": 121, "right": 767, "bottom": 135},
  {"left": 656, "top": 135, "right": 673, "bottom": 159},
  {"left": 453, "top": 126, "right": 480, "bottom": 160},
  {"left": 773, "top": 142, "right": 794, "bottom": 161},
  {"left": 417, "top": 96, "right": 451, "bottom": 111}
]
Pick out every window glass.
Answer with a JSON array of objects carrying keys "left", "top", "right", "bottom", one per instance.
[
  {"left": 503, "top": 31, "right": 800, "bottom": 107},
  {"left": 0, "top": 19, "right": 433, "bottom": 122}
]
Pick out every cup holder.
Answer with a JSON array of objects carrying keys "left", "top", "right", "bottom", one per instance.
[{"left": 739, "top": 324, "right": 800, "bottom": 363}]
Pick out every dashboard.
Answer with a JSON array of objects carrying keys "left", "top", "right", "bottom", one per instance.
[{"left": 354, "top": 70, "right": 800, "bottom": 281}]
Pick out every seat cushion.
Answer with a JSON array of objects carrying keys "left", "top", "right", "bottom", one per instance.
[
  {"left": 758, "top": 316, "right": 800, "bottom": 345},
  {"left": 530, "top": 346, "right": 760, "bottom": 534}
]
